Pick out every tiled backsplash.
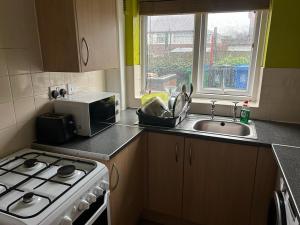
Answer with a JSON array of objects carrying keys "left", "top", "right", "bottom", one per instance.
[
  {"left": 189, "top": 67, "right": 300, "bottom": 123},
  {"left": 0, "top": 0, "right": 106, "bottom": 157}
]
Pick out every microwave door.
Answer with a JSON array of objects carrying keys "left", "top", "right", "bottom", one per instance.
[{"left": 89, "top": 96, "right": 116, "bottom": 136}]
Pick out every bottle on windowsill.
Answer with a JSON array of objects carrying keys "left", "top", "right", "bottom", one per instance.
[{"left": 240, "top": 100, "right": 250, "bottom": 124}]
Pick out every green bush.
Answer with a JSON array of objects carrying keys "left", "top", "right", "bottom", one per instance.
[
  {"left": 147, "top": 53, "right": 193, "bottom": 83},
  {"left": 215, "top": 55, "right": 250, "bottom": 66}
]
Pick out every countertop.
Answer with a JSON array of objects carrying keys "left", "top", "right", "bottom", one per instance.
[
  {"left": 33, "top": 108, "right": 300, "bottom": 160},
  {"left": 33, "top": 124, "right": 144, "bottom": 161},
  {"left": 118, "top": 109, "right": 300, "bottom": 147},
  {"left": 272, "top": 144, "right": 300, "bottom": 219}
]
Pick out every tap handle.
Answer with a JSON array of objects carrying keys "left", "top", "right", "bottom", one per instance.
[
  {"left": 232, "top": 101, "right": 239, "bottom": 107},
  {"left": 211, "top": 100, "right": 217, "bottom": 106}
]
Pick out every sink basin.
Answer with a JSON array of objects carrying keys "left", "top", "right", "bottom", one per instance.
[{"left": 193, "top": 119, "right": 257, "bottom": 138}]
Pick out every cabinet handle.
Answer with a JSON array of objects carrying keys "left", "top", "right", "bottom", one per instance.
[
  {"left": 189, "top": 144, "right": 192, "bottom": 166},
  {"left": 81, "top": 37, "right": 89, "bottom": 66},
  {"left": 110, "top": 163, "right": 119, "bottom": 191},
  {"left": 175, "top": 143, "right": 179, "bottom": 162}
]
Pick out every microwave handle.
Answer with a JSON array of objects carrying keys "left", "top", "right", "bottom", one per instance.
[{"left": 85, "top": 191, "right": 110, "bottom": 225}]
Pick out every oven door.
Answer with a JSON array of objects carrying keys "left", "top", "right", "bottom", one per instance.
[
  {"left": 268, "top": 191, "right": 287, "bottom": 225},
  {"left": 73, "top": 191, "right": 110, "bottom": 225}
]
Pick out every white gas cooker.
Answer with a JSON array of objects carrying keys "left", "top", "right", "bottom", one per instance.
[{"left": 0, "top": 148, "right": 110, "bottom": 225}]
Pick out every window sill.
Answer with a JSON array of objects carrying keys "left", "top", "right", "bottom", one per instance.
[
  {"left": 191, "top": 97, "right": 259, "bottom": 108},
  {"left": 133, "top": 93, "right": 259, "bottom": 108}
]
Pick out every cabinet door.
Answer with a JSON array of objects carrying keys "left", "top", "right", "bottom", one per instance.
[
  {"left": 75, "top": 0, "right": 119, "bottom": 71},
  {"left": 250, "top": 147, "right": 277, "bottom": 225},
  {"left": 147, "top": 132, "right": 184, "bottom": 217},
  {"left": 183, "top": 138, "right": 258, "bottom": 225},
  {"left": 109, "top": 135, "right": 145, "bottom": 225}
]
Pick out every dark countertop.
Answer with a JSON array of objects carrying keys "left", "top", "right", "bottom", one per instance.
[
  {"left": 118, "top": 108, "right": 300, "bottom": 147},
  {"left": 33, "top": 108, "right": 300, "bottom": 160},
  {"left": 33, "top": 124, "right": 144, "bottom": 161},
  {"left": 272, "top": 144, "right": 300, "bottom": 219}
]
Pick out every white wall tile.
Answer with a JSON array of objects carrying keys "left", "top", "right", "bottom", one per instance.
[
  {"left": 0, "top": 102, "right": 16, "bottom": 130},
  {"left": 6, "top": 49, "right": 30, "bottom": 75},
  {"left": 10, "top": 75, "right": 33, "bottom": 99},
  {"left": 72, "top": 73, "right": 89, "bottom": 88},
  {"left": 50, "top": 72, "right": 65, "bottom": 86},
  {"left": 35, "top": 95, "right": 53, "bottom": 115},
  {"left": 64, "top": 73, "right": 73, "bottom": 84},
  {"left": 13, "top": 97, "right": 36, "bottom": 123},
  {"left": 0, "top": 50, "right": 8, "bottom": 76},
  {"left": 88, "top": 70, "right": 106, "bottom": 91},
  {"left": 32, "top": 73, "right": 50, "bottom": 96},
  {"left": 0, "top": 76, "right": 12, "bottom": 103}
]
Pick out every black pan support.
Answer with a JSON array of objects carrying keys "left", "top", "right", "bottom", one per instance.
[{"left": 0, "top": 152, "right": 97, "bottom": 219}]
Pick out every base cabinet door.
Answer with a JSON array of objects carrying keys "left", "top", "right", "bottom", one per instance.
[
  {"left": 250, "top": 147, "right": 277, "bottom": 225},
  {"left": 147, "top": 132, "right": 185, "bottom": 218},
  {"left": 109, "top": 135, "right": 145, "bottom": 225},
  {"left": 182, "top": 138, "right": 258, "bottom": 225}
]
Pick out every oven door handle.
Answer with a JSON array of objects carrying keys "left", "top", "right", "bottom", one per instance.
[{"left": 85, "top": 191, "right": 110, "bottom": 225}]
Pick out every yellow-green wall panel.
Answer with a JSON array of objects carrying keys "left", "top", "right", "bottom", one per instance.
[
  {"left": 264, "top": 0, "right": 300, "bottom": 68},
  {"left": 125, "top": 0, "right": 140, "bottom": 66}
]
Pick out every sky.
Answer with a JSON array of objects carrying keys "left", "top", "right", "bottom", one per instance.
[{"left": 207, "top": 12, "right": 254, "bottom": 35}]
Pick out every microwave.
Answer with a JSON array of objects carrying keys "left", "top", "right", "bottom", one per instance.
[{"left": 54, "top": 92, "right": 120, "bottom": 137}]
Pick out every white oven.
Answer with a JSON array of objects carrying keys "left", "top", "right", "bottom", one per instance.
[
  {"left": 0, "top": 149, "right": 111, "bottom": 225},
  {"left": 73, "top": 191, "right": 110, "bottom": 225},
  {"left": 268, "top": 176, "right": 299, "bottom": 225}
]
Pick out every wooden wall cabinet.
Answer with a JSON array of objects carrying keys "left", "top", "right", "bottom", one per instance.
[
  {"left": 36, "top": 0, "right": 119, "bottom": 72},
  {"left": 101, "top": 135, "right": 145, "bottom": 225}
]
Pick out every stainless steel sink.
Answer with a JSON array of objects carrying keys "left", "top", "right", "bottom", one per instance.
[{"left": 193, "top": 119, "right": 257, "bottom": 139}]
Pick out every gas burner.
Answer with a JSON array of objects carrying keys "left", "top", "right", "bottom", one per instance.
[
  {"left": 22, "top": 192, "right": 34, "bottom": 203},
  {"left": 57, "top": 165, "right": 76, "bottom": 178},
  {"left": 24, "top": 159, "right": 38, "bottom": 168}
]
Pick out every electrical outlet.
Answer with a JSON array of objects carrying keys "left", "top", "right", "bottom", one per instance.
[
  {"left": 48, "top": 84, "right": 67, "bottom": 99},
  {"left": 66, "top": 83, "right": 73, "bottom": 95}
]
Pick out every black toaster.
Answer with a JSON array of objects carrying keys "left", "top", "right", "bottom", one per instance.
[{"left": 36, "top": 113, "right": 77, "bottom": 144}]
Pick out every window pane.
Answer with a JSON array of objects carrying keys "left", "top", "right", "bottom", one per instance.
[
  {"left": 202, "top": 12, "right": 256, "bottom": 91},
  {"left": 144, "top": 15, "right": 195, "bottom": 94}
]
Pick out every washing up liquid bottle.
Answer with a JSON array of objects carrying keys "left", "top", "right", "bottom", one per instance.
[{"left": 240, "top": 100, "right": 250, "bottom": 124}]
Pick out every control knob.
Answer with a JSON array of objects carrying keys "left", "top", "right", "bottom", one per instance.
[
  {"left": 78, "top": 199, "right": 89, "bottom": 211},
  {"left": 60, "top": 216, "right": 72, "bottom": 225},
  {"left": 93, "top": 186, "right": 104, "bottom": 196},
  {"left": 87, "top": 193, "right": 97, "bottom": 203}
]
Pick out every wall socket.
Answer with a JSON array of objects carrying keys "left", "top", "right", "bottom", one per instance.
[{"left": 48, "top": 84, "right": 67, "bottom": 99}]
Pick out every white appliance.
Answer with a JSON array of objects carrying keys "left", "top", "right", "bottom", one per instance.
[
  {"left": 0, "top": 148, "right": 110, "bottom": 225},
  {"left": 269, "top": 176, "right": 299, "bottom": 225},
  {"left": 54, "top": 91, "right": 120, "bottom": 137}
]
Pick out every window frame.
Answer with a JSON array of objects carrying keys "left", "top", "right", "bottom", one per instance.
[{"left": 140, "top": 10, "right": 268, "bottom": 101}]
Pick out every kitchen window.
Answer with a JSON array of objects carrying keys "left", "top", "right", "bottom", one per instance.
[{"left": 141, "top": 11, "right": 267, "bottom": 101}]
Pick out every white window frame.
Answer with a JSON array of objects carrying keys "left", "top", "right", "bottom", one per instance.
[{"left": 140, "top": 10, "right": 268, "bottom": 101}]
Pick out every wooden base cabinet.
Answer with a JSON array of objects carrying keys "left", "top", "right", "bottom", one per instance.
[
  {"left": 250, "top": 147, "right": 277, "bottom": 225},
  {"left": 146, "top": 133, "right": 266, "bottom": 225},
  {"left": 182, "top": 138, "right": 258, "bottom": 225},
  {"left": 147, "top": 132, "right": 185, "bottom": 218},
  {"left": 103, "top": 135, "right": 146, "bottom": 225}
]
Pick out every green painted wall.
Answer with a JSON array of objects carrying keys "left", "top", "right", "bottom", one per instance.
[
  {"left": 125, "top": 0, "right": 140, "bottom": 66},
  {"left": 264, "top": 0, "right": 300, "bottom": 68}
]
